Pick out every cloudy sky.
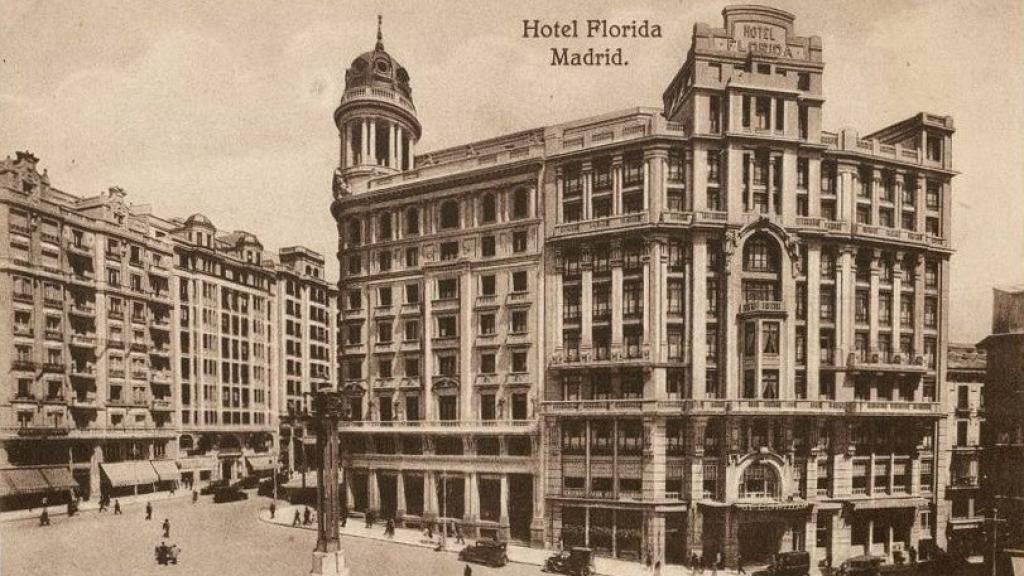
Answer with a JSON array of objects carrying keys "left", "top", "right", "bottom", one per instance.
[{"left": 1, "top": 0, "right": 1022, "bottom": 342}]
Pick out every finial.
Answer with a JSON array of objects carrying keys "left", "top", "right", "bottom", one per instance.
[{"left": 375, "top": 15, "right": 384, "bottom": 50}]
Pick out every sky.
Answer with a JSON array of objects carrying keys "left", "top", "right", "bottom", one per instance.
[{"left": 1, "top": 0, "right": 1022, "bottom": 343}]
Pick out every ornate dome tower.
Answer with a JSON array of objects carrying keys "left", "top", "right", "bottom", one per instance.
[{"left": 333, "top": 16, "right": 422, "bottom": 195}]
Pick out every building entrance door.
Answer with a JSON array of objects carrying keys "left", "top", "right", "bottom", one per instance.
[
  {"left": 665, "top": 512, "right": 688, "bottom": 564},
  {"left": 221, "top": 459, "right": 233, "bottom": 482},
  {"left": 738, "top": 520, "right": 785, "bottom": 564},
  {"left": 508, "top": 474, "right": 533, "bottom": 542}
]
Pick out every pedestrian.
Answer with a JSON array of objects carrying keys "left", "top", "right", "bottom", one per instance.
[
  {"left": 340, "top": 506, "right": 347, "bottom": 528},
  {"left": 737, "top": 554, "right": 746, "bottom": 575},
  {"left": 908, "top": 545, "right": 918, "bottom": 565},
  {"left": 427, "top": 521, "right": 434, "bottom": 540},
  {"left": 696, "top": 554, "right": 704, "bottom": 575},
  {"left": 303, "top": 506, "right": 311, "bottom": 525},
  {"left": 114, "top": 499, "right": 122, "bottom": 515},
  {"left": 99, "top": 495, "right": 108, "bottom": 513},
  {"left": 464, "top": 563, "right": 472, "bottom": 576},
  {"left": 654, "top": 559, "right": 662, "bottom": 576},
  {"left": 293, "top": 509, "right": 302, "bottom": 526},
  {"left": 269, "top": 501, "right": 276, "bottom": 519},
  {"left": 163, "top": 518, "right": 171, "bottom": 538},
  {"left": 455, "top": 521, "right": 465, "bottom": 544},
  {"left": 67, "top": 501, "right": 75, "bottom": 517},
  {"left": 145, "top": 502, "right": 153, "bottom": 520},
  {"left": 39, "top": 509, "right": 50, "bottom": 526},
  {"left": 192, "top": 490, "right": 198, "bottom": 504}
]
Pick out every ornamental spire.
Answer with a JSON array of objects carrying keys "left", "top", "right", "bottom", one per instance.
[{"left": 375, "top": 15, "right": 384, "bottom": 51}]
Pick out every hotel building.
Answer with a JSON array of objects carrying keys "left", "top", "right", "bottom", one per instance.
[
  {"left": 0, "top": 152, "right": 337, "bottom": 508},
  {"left": 331, "top": 5, "right": 956, "bottom": 569},
  {"left": 979, "top": 287, "right": 1024, "bottom": 576}
]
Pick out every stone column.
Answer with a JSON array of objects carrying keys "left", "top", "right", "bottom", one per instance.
[
  {"left": 767, "top": 154, "right": 776, "bottom": 215},
  {"left": 746, "top": 152, "right": 755, "bottom": 210},
  {"left": 499, "top": 474, "right": 510, "bottom": 541},
  {"left": 582, "top": 165, "right": 593, "bottom": 220},
  {"left": 90, "top": 444, "right": 104, "bottom": 501},
  {"left": 368, "top": 119, "right": 377, "bottom": 166},
  {"left": 424, "top": 472, "right": 438, "bottom": 520},
  {"left": 367, "top": 469, "right": 380, "bottom": 516},
  {"left": 460, "top": 270, "right": 473, "bottom": 422},
  {"left": 530, "top": 473, "right": 546, "bottom": 547},
  {"left": 408, "top": 138, "right": 415, "bottom": 170},
  {"left": 361, "top": 120, "right": 369, "bottom": 165},
  {"left": 869, "top": 252, "right": 880, "bottom": 357},
  {"left": 388, "top": 122, "right": 397, "bottom": 168},
  {"left": 396, "top": 126, "right": 404, "bottom": 170},
  {"left": 612, "top": 160, "right": 623, "bottom": 214},
  {"left": 395, "top": 472, "right": 406, "bottom": 523},
  {"left": 892, "top": 253, "right": 903, "bottom": 357},
  {"left": 423, "top": 289, "right": 434, "bottom": 421}
]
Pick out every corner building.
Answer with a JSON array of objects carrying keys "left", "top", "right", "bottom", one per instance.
[{"left": 332, "top": 6, "right": 955, "bottom": 568}]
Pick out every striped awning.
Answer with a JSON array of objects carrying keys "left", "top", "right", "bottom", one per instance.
[
  {"left": 4, "top": 468, "right": 51, "bottom": 494},
  {"left": 39, "top": 467, "right": 79, "bottom": 492},
  {"left": 150, "top": 460, "right": 181, "bottom": 483},
  {"left": 101, "top": 461, "right": 160, "bottom": 487}
]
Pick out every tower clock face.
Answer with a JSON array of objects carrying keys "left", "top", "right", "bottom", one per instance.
[{"left": 374, "top": 59, "right": 390, "bottom": 74}]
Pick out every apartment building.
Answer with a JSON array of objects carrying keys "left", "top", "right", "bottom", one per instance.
[
  {"left": 978, "top": 287, "right": 1024, "bottom": 576},
  {"left": 332, "top": 6, "right": 956, "bottom": 569},
  {"left": 945, "top": 343, "right": 986, "bottom": 560},
  {"left": 0, "top": 152, "right": 339, "bottom": 509}
]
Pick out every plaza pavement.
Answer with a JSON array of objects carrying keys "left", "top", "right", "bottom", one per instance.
[{"left": 260, "top": 503, "right": 745, "bottom": 576}]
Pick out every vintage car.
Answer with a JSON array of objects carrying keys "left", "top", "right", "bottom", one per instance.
[
  {"left": 841, "top": 555, "right": 885, "bottom": 576},
  {"left": 212, "top": 485, "right": 248, "bottom": 503},
  {"left": 752, "top": 551, "right": 811, "bottom": 576},
  {"left": 543, "top": 547, "right": 594, "bottom": 576},
  {"left": 458, "top": 538, "right": 509, "bottom": 567},
  {"left": 199, "top": 479, "right": 229, "bottom": 496}
]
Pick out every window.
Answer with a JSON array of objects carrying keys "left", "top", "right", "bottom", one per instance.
[
  {"left": 743, "top": 236, "right": 777, "bottom": 272},
  {"left": 480, "top": 353, "right": 496, "bottom": 374},
  {"left": 512, "top": 351, "right": 528, "bottom": 373},
  {"left": 440, "top": 241, "right": 459, "bottom": 261},
  {"left": 378, "top": 251, "right": 392, "bottom": 271},
  {"left": 706, "top": 150, "right": 720, "bottom": 183},
  {"left": 405, "top": 207, "right": 420, "bottom": 235},
  {"left": 511, "top": 271, "right": 528, "bottom": 292},
  {"left": 440, "top": 200, "right": 460, "bottom": 229},
  {"left": 438, "top": 396, "right": 457, "bottom": 420},
  {"left": 512, "top": 231, "right": 527, "bottom": 253},
  {"left": 405, "top": 283, "right": 420, "bottom": 304},
  {"left": 739, "top": 463, "right": 778, "bottom": 499},
  {"left": 924, "top": 297, "right": 937, "bottom": 328},
  {"left": 481, "top": 194, "right": 497, "bottom": 223},
  {"left": 511, "top": 310, "right": 528, "bottom": 333},
  {"left": 437, "top": 278, "right": 458, "bottom": 300},
  {"left": 708, "top": 95, "right": 721, "bottom": 133},
  {"left": 479, "top": 313, "right": 496, "bottom": 335},
  {"left": 347, "top": 220, "right": 362, "bottom": 246},
  {"left": 378, "top": 212, "right": 393, "bottom": 241},
  {"left": 512, "top": 189, "right": 530, "bottom": 219},
  {"left": 481, "top": 235, "right": 496, "bottom": 257},
  {"left": 347, "top": 255, "right": 361, "bottom": 275},
  {"left": 377, "top": 321, "right": 392, "bottom": 343},
  {"left": 347, "top": 290, "right": 362, "bottom": 310},
  {"left": 762, "top": 323, "right": 780, "bottom": 354},
  {"left": 479, "top": 275, "right": 496, "bottom": 296},
  {"left": 377, "top": 287, "right": 392, "bottom": 307},
  {"left": 404, "top": 320, "right": 419, "bottom": 341},
  {"left": 405, "top": 247, "right": 419, "bottom": 267}
]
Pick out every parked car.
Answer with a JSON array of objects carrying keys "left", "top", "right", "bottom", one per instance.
[
  {"left": 753, "top": 551, "right": 811, "bottom": 576},
  {"left": 199, "top": 479, "right": 229, "bottom": 496},
  {"left": 458, "top": 538, "right": 508, "bottom": 568},
  {"left": 842, "top": 555, "right": 885, "bottom": 576},
  {"left": 543, "top": 547, "right": 594, "bottom": 576},
  {"left": 212, "top": 485, "right": 248, "bottom": 503},
  {"left": 257, "top": 473, "right": 289, "bottom": 497},
  {"left": 235, "top": 475, "right": 260, "bottom": 490}
]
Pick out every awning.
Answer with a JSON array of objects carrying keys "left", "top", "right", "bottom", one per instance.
[
  {"left": 177, "top": 456, "right": 217, "bottom": 471},
  {"left": 150, "top": 460, "right": 180, "bottom": 483},
  {"left": 3, "top": 468, "right": 51, "bottom": 495},
  {"left": 847, "top": 497, "right": 926, "bottom": 511},
  {"left": 1011, "top": 555, "right": 1024, "bottom": 576},
  {"left": 39, "top": 467, "right": 79, "bottom": 492},
  {"left": 734, "top": 500, "right": 812, "bottom": 512},
  {"left": 245, "top": 455, "right": 278, "bottom": 472},
  {"left": 101, "top": 461, "right": 160, "bottom": 487}
]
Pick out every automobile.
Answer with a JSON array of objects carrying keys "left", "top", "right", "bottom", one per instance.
[
  {"left": 199, "top": 479, "right": 229, "bottom": 496},
  {"left": 458, "top": 538, "right": 509, "bottom": 568},
  {"left": 212, "top": 485, "right": 248, "bottom": 503},
  {"left": 842, "top": 555, "right": 885, "bottom": 576},
  {"left": 257, "top": 473, "right": 289, "bottom": 497},
  {"left": 543, "top": 547, "right": 594, "bottom": 576},
  {"left": 752, "top": 551, "right": 811, "bottom": 576},
  {"left": 235, "top": 475, "right": 260, "bottom": 490}
]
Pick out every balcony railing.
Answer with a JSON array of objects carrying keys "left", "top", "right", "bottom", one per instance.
[
  {"left": 70, "top": 334, "right": 97, "bottom": 347},
  {"left": 550, "top": 344, "right": 651, "bottom": 367},
  {"left": 847, "top": 350, "right": 926, "bottom": 372},
  {"left": 552, "top": 212, "right": 650, "bottom": 237},
  {"left": 740, "top": 300, "right": 784, "bottom": 315},
  {"left": 338, "top": 419, "right": 536, "bottom": 433},
  {"left": 542, "top": 397, "right": 942, "bottom": 416},
  {"left": 13, "top": 325, "right": 34, "bottom": 337},
  {"left": 11, "top": 359, "right": 36, "bottom": 370}
]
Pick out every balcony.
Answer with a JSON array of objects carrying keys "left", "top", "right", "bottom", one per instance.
[
  {"left": 337, "top": 419, "right": 536, "bottom": 434},
  {"left": 151, "top": 371, "right": 172, "bottom": 384},
  {"left": 130, "top": 314, "right": 147, "bottom": 325},
  {"left": 130, "top": 370, "right": 148, "bottom": 381},
  {"left": 69, "top": 303, "right": 96, "bottom": 317},
  {"left": 7, "top": 424, "right": 72, "bottom": 438},
  {"left": 107, "top": 337, "right": 125, "bottom": 349},
  {"left": 794, "top": 217, "right": 851, "bottom": 234},
  {"left": 11, "top": 359, "right": 36, "bottom": 371},
  {"left": 40, "top": 231, "right": 60, "bottom": 245},
  {"left": 949, "top": 476, "right": 979, "bottom": 490},
  {"left": 847, "top": 350, "right": 927, "bottom": 373},
  {"left": 740, "top": 300, "right": 785, "bottom": 316},
  {"left": 43, "top": 297, "right": 64, "bottom": 310},
  {"left": 150, "top": 398, "right": 174, "bottom": 411},
  {"left": 108, "top": 309, "right": 124, "bottom": 320},
  {"left": 506, "top": 291, "right": 530, "bottom": 305},
  {"left": 130, "top": 342, "right": 147, "bottom": 353},
  {"left": 70, "top": 365, "right": 96, "bottom": 379},
  {"left": 543, "top": 399, "right": 648, "bottom": 415},
  {"left": 70, "top": 334, "right": 97, "bottom": 348},
  {"left": 150, "top": 316, "right": 171, "bottom": 330},
  {"left": 552, "top": 212, "right": 650, "bottom": 238},
  {"left": 13, "top": 325, "right": 34, "bottom": 338},
  {"left": 42, "top": 362, "right": 65, "bottom": 373},
  {"left": 549, "top": 344, "right": 651, "bottom": 368},
  {"left": 68, "top": 270, "right": 96, "bottom": 285},
  {"left": 44, "top": 329, "right": 63, "bottom": 341},
  {"left": 108, "top": 368, "right": 126, "bottom": 380},
  {"left": 149, "top": 346, "right": 171, "bottom": 358},
  {"left": 12, "top": 292, "right": 34, "bottom": 304},
  {"left": 70, "top": 395, "right": 100, "bottom": 410},
  {"left": 844, "top": 400, "right": 943, "bottom": 416},
  {"left": 65, "top": 238, "right": 94, "bottom": 256}
]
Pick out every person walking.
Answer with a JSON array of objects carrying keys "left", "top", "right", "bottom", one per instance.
[
  {"left": 114, "top": 499, "right": 122, "bottom": 515},
  {"left": 737, "top": 554, "right": 746, "bottom": 575},
  {"left": 303, "top": 506, "right": 311, "bottom": 525},
  {"left": 269, "top": 501, "right": 276, "bottom": 519},
  {"left": 192, "top": 490, "right": 198, "bottom": 504},
  {"left": 145, "top": 502, "right": 153, "bottom": 520},
  {"left": 454, "top": 521, "right": 465, "bottom": 544},
  {"left": 340, "top": 506, "right": 347, "bottom": 528},
  {"left": 463, "top": 563, "right": 472, "bottom": 576},
  {"left": 292, "top": 509, "right": 301, "bottom": 526},
  {"left": 162, "top": 518, "right": 171, "bottom": 538},
  {"left": 39, "top": 508, "right": 50, "bottom": 526}
]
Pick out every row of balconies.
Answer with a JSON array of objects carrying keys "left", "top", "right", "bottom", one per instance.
[
  {"left": 542, "top": 397, "right": 943, "bottom": 417},
  {"left": 338, "top": 419, "right": 537, "bottom": 434}
]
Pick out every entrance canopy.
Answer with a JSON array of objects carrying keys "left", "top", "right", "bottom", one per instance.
[
  {"left": 847, "top": 497, "right": 926, "bottom": 511},
  {"left": 151, "top": 460, "right": 181, "bottom": 483}
]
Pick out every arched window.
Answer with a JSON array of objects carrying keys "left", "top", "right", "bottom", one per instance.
[
  {"left": 481, "top": 194, "right": 496, "bottom": 223},
  {"left": 348, "top": 220, "right": 362, "bottom": 247},
  {"left": 743, "top": 235, "right": 779, "bottom": 273},
  {"left": 512, "top": 188, "right": 530, "bottom": 219},
  {"left": 405, "top": 207, "right": 420, "bottom": 235},
  {"left": 440, "top": 200, "right": 460, "bottom": 230},
  {"left": 739, "top": 462, "right": 779, "bottom": 500}
]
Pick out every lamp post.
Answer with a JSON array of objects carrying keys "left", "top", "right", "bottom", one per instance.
[{"left": 309, "top": 386, "right": 349, "bottom": 576}]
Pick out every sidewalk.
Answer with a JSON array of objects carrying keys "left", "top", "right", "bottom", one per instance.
[
  {"left": 0, "top": 489, "right": 191, "bottom": 523},
  {"left": 259, "top": 504, "right": 742, "bottom": 576}
]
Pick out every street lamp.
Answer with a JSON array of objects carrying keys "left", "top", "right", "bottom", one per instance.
[{"left": 308, "top": 386, "right": 349, "bottom": 576}]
